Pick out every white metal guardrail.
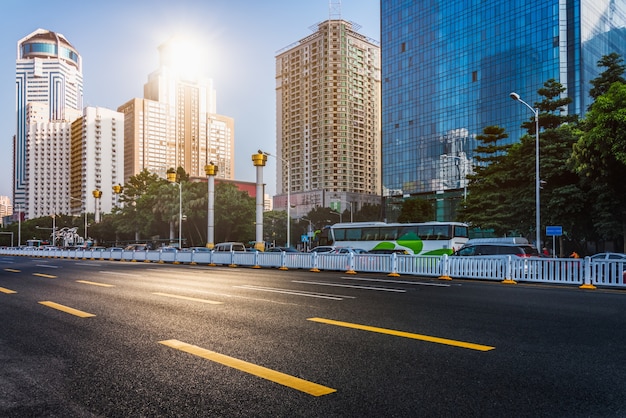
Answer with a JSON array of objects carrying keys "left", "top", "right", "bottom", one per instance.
[{"left": 2, "top": 248, "right": 624, "bottom": 289}]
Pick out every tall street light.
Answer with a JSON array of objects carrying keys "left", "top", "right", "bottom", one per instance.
[
  {"left": 259, "top": 150, "right": 290, "bottom": 248},
  {"left": 510, "top": 92, "right": 540, "bottom": 249},
  {"left": 166, "top": 169, "right": 182, "bottom": 249}
]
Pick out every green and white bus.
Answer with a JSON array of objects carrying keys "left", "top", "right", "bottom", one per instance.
[{"left": 320, "top": 221, "right": 470, "bottom": 255}]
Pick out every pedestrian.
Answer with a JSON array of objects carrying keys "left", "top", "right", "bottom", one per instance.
[
  {"left": 542, "top": 247, "right": 549, "bottom": 256},
  {"left": 569, "top": 251, "right": 580, "bottom": 258}
]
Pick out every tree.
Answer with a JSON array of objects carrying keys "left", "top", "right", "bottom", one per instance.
[
  {"left": 397, "top": 197, "right": 434, "bottom": 223},
  {"left": 353, "top": 203, "right": 382, "bottom": 222},
  {"left": 573, "top": 81, "right": 626, "bottom": 251},
  {"left": 213, "top": 182, "right": 255, "bottom": 243},
  {"left": 457, "top": 125, "right": 518, "bottom": 235},
  {"left": 589, "top": 52, "right": 626, "bottom": 101},
  {"left": 459, "top": 79, "right": 587, "bottom": 248},
  {"left": 113, "top": 169, "right": 165, "bottom": 242}
]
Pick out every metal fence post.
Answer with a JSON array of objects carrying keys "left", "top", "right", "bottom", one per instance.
[
  {"left": 502, "top": 255, "right": 517, "bottom": 284},
  {"left": 439, "top": 254, "right": 452, "bottom": 280},
  {"left": 579, "top": 256, "right": 596, "bottom": 289}
]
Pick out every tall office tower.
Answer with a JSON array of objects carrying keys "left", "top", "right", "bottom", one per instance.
[
  {"left": 24, "top": 103, "right": 81, "bottom": 219},
  {"left": 70, "top": 107, "right": 125, "bottom": 217},
  {"left": 120, "top": 37, "right": 235, "bottom": 182},
  {"left": 381, "top": 1, "right": 626, "bottom": 221},
  {"left": 15, "top": 29, "right": 83, "bottom": 215},
  {"left": 275, "top": 19, "right": 381, "bottom": 218}
]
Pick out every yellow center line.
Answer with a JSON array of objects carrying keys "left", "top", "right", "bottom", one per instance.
[
  {"left": 308, "top": 317, "right": 495, "bottom": 352},
  {"left": 39, "top": 301, "right": 96, "bottom": 318},
  {"left": 159, "top": 339, "right": 336, "bottom": 397},
  {"left": 34, "top": 273, "right": 57, "bottom": 279},
  {"left": 76, "top": 280, "right": 115, "bottom": 287},
  {"left": 3, "top": 268, "right": 20, "bottom": 273},
  {"left": 152, "top": 292, "right": 223, "bottom": 305},
  {"left": 0, "top": 287, "right": 17, "bottom": 294}
]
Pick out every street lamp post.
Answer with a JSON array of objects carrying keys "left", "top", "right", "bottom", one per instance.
[
  {"left": 259, "top": 150, "right": 290, "bottom": 248},
  {"left": 92, "top": 190, "right": 102, "bottom": 223},
  {"left": 510, "top": 92, "right": 541, "bottom": 249},
  {"left": 442, "top": 154, "right": 468, "bottom": 200},
  {"left": 166, "top": 170, "right": 182, "bottom": 249},
  {"left": 330, "top": 210, "right": 342, "bottom": 223},
  {"left": 205, "top": 162, "right": 218, "bottom": 249}
]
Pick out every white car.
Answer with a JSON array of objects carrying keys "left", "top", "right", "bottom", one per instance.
[{"left": 331, "top": 247, "right": 368, "bottom": 255}]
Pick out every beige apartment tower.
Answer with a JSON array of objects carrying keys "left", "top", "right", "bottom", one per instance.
[
  {"left": 119, "top": 37, "right": 235, "bottom": 182},
  {"left": 275, "top": 19, "right": 381, "bottom": 218}
]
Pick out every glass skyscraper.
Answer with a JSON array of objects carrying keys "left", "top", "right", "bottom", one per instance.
[{"left": 381, "top": 0, "right": 626, "bottom": 221}]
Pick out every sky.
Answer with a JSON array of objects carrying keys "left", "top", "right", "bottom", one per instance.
[{"left": 0, "top": 0, "right": 380, "bottom": 200}]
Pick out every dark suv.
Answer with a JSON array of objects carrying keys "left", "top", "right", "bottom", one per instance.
[{"left": 453, "top": 238, "right": 539, "bottom": 258}]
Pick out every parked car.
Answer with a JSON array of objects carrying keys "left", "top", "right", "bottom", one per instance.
[
  {"left": 331, "top": 247, "right": 368, "bottom": 255},
  {"left": 590, "top": 252, "right": 626, "bottom": 261},
  {"left": 190, "top": 247, "right": 211, "bottom": 252},
  {"left": 590, "top": 252, "right": 626, "bottom": 283},
  {"left": 267, "top": 247, "right": 299, "bottom": 253},
  {"left": 213, "top": 242, "right": 246, "bottom": 252},
  {"left": 453, "top": 237, "right": 539, "bottom": 258},
  {"left": 309, "top": 246, "right": 335, "bottom": 253},
  {"left": 125, "top": 243, "right": 151, "bottom": 251}
]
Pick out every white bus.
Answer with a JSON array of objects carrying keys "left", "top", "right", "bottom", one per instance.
[{"left": 320, "top": 221, "right": 470, "bottom": 255}]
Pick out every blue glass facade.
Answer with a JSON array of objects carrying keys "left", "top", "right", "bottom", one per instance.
[{"left": 381, "top": 0, "right": 626, "bottom": 220}]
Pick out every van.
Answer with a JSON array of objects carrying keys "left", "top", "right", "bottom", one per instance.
[{"left": 213, "top": 242, "right": 246, "bottom": 252}]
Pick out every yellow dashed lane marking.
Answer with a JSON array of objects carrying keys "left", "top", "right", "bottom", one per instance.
[
  {"left": 152, "top": 292, "right": 223, "bottom": 305},
  {"left": 39, "top": 301, "right": 95, "bottom": 318},
  {"left": 308, "top": 317, "right": 495, "bottom": 352},
  {"left": 76, "top": 280, "right": 115, "bottom": 287},
  {"left": 3, "top": 268, "right": 20, "bottom": 273},
  {"left": 159, "top": 339, "right": 336, "bottom": 396},
  {"left": 0, "top": 287, "right": 17, "bottom": 294},
  {"left": 33, "top": 273, "right": 57, "bottom": 279}
]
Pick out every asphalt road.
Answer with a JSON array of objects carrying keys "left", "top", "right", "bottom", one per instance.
[{"left": 0, "top": 255, "right": 625, "bottom": 417}]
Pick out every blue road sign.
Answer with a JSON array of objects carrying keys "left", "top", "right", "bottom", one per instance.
[{"left": 546, "top": 226, "right": 563, "bottom": 236}]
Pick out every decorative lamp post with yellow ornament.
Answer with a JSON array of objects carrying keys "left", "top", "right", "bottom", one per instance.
[
  {"left": 92, "top": 189, "right": 102, "bottom": 223},
  {"left": 252, "top": 152, "right": 267, "bottom": 251},
  {"left": 204, "top": 162, "right": 218, "bottom": 249}
]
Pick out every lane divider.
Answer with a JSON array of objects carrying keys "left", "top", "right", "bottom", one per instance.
[
  {"left": 33, "top": 273, "right": 57, "bottom": 279},
  {"left": 159, "top": 339, "right": 336, "bottom": 396},
  {"left": 152, "top": 292, "right": 223, "bottom": 305},
  {"left": 39, "top": 301, "right": 96, "bottom": 318},
  {"left": 0, "top": 287, "right": 17, "bottom": 294},
  {"left": 308, "top": 317, "right": 495, "bottom": 352},
  {"left": 76, "top": 280, "right": 115, "bottom": 287}
]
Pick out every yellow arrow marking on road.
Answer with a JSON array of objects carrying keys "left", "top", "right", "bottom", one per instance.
[
  {"left": 34, "top": 273, "right": 57, "bottom": 279},
  {"left": 159, "top": 339, "right": 336, "bottom": 396},
  {"left": 0, "top": 287, "right": 17, "bottom": 294},
  {"left": 76, "top": 280, "right": 115, "bottom": 287},
  {"left": 39, "top": 301, "right": 95, "bottom": 318},
  {"left": 308, "top": 317, "right": 495, "bottom": 352},
  {"left": 152, "top": 292, "right": 223, "bottom": 305}
]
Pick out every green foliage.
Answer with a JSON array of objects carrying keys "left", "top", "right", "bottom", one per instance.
[
  {"left": 213, "top": 182, "right": 255, "bottom": 243},
  {"left": 589, "top": 52, "right": 626, "bottom": 100},
  {"left": 397, "top": 197, "right": 434, "bottom": 223},
  {"left": 460, "top": 79, "right": 587, "bottom": 243},
  {"left": 573, "top": 82, "right": 626, "bottom": 244}
]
